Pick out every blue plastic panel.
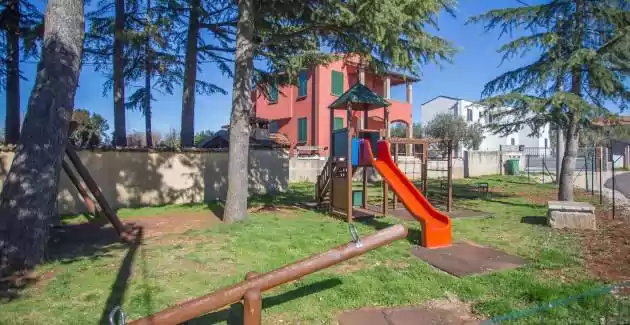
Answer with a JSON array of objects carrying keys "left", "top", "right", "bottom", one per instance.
[
  {"left": 332, "top": 128, "right": 348, "bottom": 157},
  {"left": 351, "top": 138, "right": 360, "bottom": 166}
]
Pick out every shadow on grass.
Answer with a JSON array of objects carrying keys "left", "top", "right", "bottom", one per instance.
[
  {"left": 521, "top": 216, "right": 549, "bottom": 226},
  {"left": 98, "top": 226, "right": 145, "bottom": 325},
  {"left": 484, "top": 199, "right": 546, "bottom": 209},
  {"left": 187, "top": 278, "right": 342, "bottom": 324},
  {"left": 354, "top": 217, "right": 422, "bottom": 246}
]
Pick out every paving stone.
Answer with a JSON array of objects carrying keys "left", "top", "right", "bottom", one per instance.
[{"left": 410, "top": 241, "right": 527, "bottom": 277}]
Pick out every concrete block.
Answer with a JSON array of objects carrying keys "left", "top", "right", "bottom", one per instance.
[{"left": 547, "top": 201, "right": 596, "bottom": 230}]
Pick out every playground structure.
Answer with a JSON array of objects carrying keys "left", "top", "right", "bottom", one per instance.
[
  {"left": 126, "top": 224, "right": 408, "bottom": 325},
  {"left": 315, "top": 83, "right": 452, "bottom": 249},
  {"left": 63, "top": 121, "right": 130, "bottom": 240}
]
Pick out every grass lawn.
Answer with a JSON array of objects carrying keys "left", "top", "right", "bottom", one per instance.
[{"left": 0, "top": 176, "right": 628, "bottom": 324}]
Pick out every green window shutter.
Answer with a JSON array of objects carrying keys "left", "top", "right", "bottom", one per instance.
[
  {"left": 298, "top": 70, "right": 308, "bottom": 97},
  {"left": 298, "top": 118, "right": 307, "bottom": 143},
  {"left": 269, "top": 81, "right": 278, "bottom": 103},
  {"left": 331, "top": 70, "right": 343, "bottom": 96},
  {"left": 334, "top": 117, "right": 344, "bottom": 130}
]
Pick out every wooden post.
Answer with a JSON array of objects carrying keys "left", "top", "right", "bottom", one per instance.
[
  {"left": 62, "top": 158, "right": 100, "bottom": 217},
  {"left": 329, "top": 106, "right": 335, "bottom": 214},
  {"left": 346, "top": 102, "right": 353, "bottom": 223},
  {"left": 243, "top": 269, "right": 261, "bottom": 325},
  {"left": 243, "top": 289, "right": 262, "bottom": 325},
  {"left": 393, "top": 147, "right": 399, "bottom": 210},
  {"left": 65, "top": 145, "right": 128, "bottom": 239},
  {"left": 422, "top": 142, "right": 428, "bottom": 194},
  {"left": 362, "top": 108, "right": 369, "bottom": 209},
  {"left": 383, "top": 106, "right": 389, "bottom": 216}
]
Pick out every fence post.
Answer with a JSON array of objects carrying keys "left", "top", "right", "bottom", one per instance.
[
  {"left": 610, "top": 151, "right": 619, "bottom": 220},
  {"left": 447, "top": 140, "right": 453, "bottom": 213},
  {"left": 243, "top": 289, "right": 262, "bottom": 325},
  {"left": 591, "top": 148, "right": 595, "bottom": 196},
  {"left": 527, "top": 155, "right": 530, "bottom": 182},
  {"left": 599, "top": 147, "right": 604, "bottom": 205}
]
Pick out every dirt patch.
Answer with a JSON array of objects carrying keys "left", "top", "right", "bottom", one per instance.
[
  {"left": 332, "top": 256, "right": 367, "bottom": 274},
  {"left": 124, "top": 211, "right": 222, "bottom": 238},
  {"left": 0, "top": 270, "right": 56, "bottom": 302},
  {"left": 513, "top": 191, "right": 552, "bottom": 206},
  {"left": 48, "top": 211, "right": 222, "bottom": 263},
  {"left": 577, "top": 209, "right": 630, "bottom": 282},
  {"left": 247, "top": 204, "right": 304, "bottom": 217}
]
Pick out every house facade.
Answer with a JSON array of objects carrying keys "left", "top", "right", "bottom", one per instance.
[
  {"left": 253, "top": 56, "right": 416, "bottom": 156},
  {"left": 421, "top": 96, "right": 551, "bottom": 156}
]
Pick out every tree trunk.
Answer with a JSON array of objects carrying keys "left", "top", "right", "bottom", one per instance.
[
  {"left": 0, "top": 0, "right": 84, "bottom": 275},
  {"left": 558, "top": 0, "right": 584, "bottom": 201},
  {"left": 555, "top": 124, "right": 564, "bottom": 183},
  {"left": 223, "top": 0, "right": 254, "bottom": 223},
  {"left": 144, "top": 0, "right": 153, "bottom": 147},
  {"left": 4, "top": 0, "right": 21, "bottom": 144},
  {"left": 558, "top": 114, "right": 579, "bottom": 201},
  {"left": 180, "top": 0, "right": 200, "bottom": 148},
  {"left": 113, "top": 0, "right": 126, "bottom": 146}
]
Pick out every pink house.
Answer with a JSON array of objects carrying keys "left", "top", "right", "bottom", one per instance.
[{"left": 253, "top": 56, "right": 417, "bottom": 156}]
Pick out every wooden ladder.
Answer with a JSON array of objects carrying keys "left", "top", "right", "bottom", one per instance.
[{"left": 315, "top": 156, "right": 334, "bottom": 204}]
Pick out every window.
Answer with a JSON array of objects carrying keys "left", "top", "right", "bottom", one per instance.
[
  {"left": 467, "top": 108, "right": 473, "bottom": 122},
  {"left": 511, "top": 138, "right": 516, "bottom": 145},
  {"left": 297, "top": 70, "right": 308, "bottom": 98},
  {"left": 268, "top": 81, "right": 278, "bottom": 103},
  {"left": 270, "top": 121, "right": 280, "bottom": 133},
  {"left": 297, "top": 118, "right": 308, "bottom": 143},
  {"left": 334, "top": 117, "right": 344, "bottom": 130},
  {"left": 331, "top": 70, "right": 344, "bottom": 96},
  {"left": 488, "top": 114, "right": 494, "bottom": 123}
]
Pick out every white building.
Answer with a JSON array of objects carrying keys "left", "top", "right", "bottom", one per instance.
[{"left": 420, "top": 96, "right": 550, "bottom": 156}]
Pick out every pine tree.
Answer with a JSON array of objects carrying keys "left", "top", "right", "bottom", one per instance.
[
  {"left": 169, "top": 0, "right": 234, "bottom": 147},
  {"left": 124, "top": 0, "right": 180, "bottom": 147},
  {"left": 85, "top": 0, "right": 131, "bottom": 146},
  {"left": 224, "top": 0, "right": 457, "bottom": 222},
  {"left": 0, "top": 0, "right": 43, "bottom": 144},
  {"left": 0, "top": 0, "right": 84, "bottom": 275},
  {"left": 468, "top": 0, "right": 629, "bottom": 201}
]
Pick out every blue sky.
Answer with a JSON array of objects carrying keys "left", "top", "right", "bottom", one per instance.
[{"left": 2, "top": 1, "right": 539, "bottom": 136}]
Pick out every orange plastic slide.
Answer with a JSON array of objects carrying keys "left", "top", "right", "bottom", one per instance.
[{"left": 361, "top": 139, "right": 452, "bottom": 248}]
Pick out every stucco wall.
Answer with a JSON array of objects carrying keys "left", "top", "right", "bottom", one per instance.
[
  {"left": 0, "top": 149, "right": 289, "bottom": 215},
  {"left": 463, "top": 150, "right": 527, "bottom": 177}
]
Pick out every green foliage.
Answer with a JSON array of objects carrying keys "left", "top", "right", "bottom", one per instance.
[
  {"left": 194, "top": 130, "right": 214, "bottom": 146},
  {"left": 466, "top": 122, "right": 485, "bottom": 150},
  {"left": 390, "top": 122, "right": 408, "bottom": 138},
  {"left": 85, "top": 0, "right": 184, "bottom": 100},
  {"left": 69, "top": 109, "right": 110, "bottom": 148},
  {"left": 250, "top": 0, "right": 457, "bottom": 96},
  {"left": 412, "top": 122, "right": 424, "bottom": 138},
  {"left": 0, "top": 0, "right": 43, "bottom": 87},
  {"left": 425, "top": 113, "right": 469, "bottom": 153},
  {"left": 468, "top": 0, "right": 630, "bottom": 136}
]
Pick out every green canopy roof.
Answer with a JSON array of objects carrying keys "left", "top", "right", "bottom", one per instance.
[{"left": 328, "top": 82, "right": 391, "bottom": 111}]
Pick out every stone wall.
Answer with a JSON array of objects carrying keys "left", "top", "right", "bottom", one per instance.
[{"left": 0, "top": 149, "right": 289, "bottom": 215}]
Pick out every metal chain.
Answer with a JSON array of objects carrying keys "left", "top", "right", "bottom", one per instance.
[{"left": 109, "top": 306, "right": 126, "bottom": 325}]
